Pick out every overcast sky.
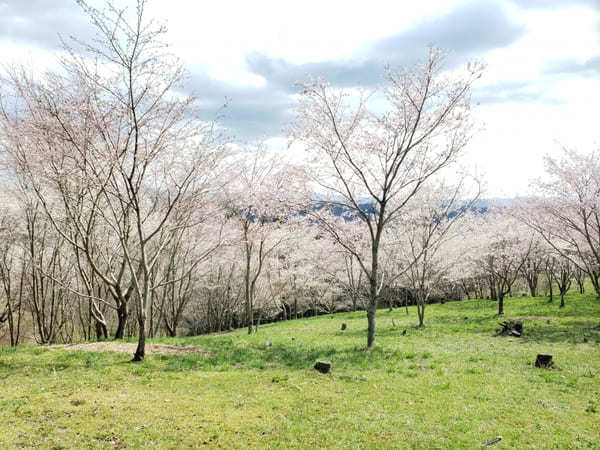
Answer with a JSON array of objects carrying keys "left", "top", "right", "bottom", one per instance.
[{"left": 1, "top": 0, "right": 599, "bottom": 197}]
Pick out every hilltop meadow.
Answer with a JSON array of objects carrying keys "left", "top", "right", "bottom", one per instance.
[{"left": 1, "top": 292, "right": 598, "bottom": 449}]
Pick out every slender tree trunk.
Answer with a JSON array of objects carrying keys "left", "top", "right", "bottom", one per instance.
[
  {"left": 294, "top": 297, "right": 298, "bottom": 320},
  {"left": 95, "top": 320, "right": 108, "bottom": 340},
  {"left": 590, "top": 272, "right": 600, "bottom": 297},
  {"left": 6, "top": 297, "right": 15, "bottom": 347},
  {"left": 115, "top": 301, "right": 128, "bottom": 339},
  {"left": 366, "top": 303, "right": 376, "bottom": 348},
  {"left": 498, "top": 293, "right": 504, "bottom": 315},
  {"left": 489, "top": 277, "right": 497, "bottom": 300},
  {"left": 366, "top": 235, "right": 381, "bottom": 348},
  {"left": 527, "top": 274, "right": 538, "bottom": 297},
  {"left": 132, "top": 315, "right": 146, "bottom": 362},
  {"left": 245, "top": 233, "right": 254, "bottom": 335},
  {"left": 417, "top": 301, "right": 425, "bottom": 327}
]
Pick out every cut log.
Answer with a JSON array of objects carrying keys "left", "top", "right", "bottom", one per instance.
[
  {"left": 314, "top": 360, "right": 332, "bottom": 374},
  {"left": 535, "top": 354, "right": 553, "bottom": 368},
  {"left": 496, "top": 320, "right": 523, "bottom": 337}
]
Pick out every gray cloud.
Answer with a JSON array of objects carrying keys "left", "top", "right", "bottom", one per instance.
[
  {"left": 0, "top": 0, "right": 542, "bottom": 140},
  {"left": 544, "top": 55, "right": 600, "bottom": 77},
  {"left": 510, "top": 0, "right": 600, "bottom": 11},
  {"left": 369, "top": 0, "right": 527, "bottom": 68},
  {"left": 245, "top": 1, "right": 527, "bottom": 93},
  {"left": 0, "top": 0, "right": 94, "bottom": 50},
  {"left": 227, "top": 0, "right": 528, "bottom": 138},
  {"left": 473, "top": 79, "right": 564, "bottom": 105},
  {"left": 183, "top": 73, "right": 295, "bottom": 140}
]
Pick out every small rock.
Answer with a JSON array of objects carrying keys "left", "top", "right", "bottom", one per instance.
[
  {"left": 341, "top": 323, "right": 347, "bottom": 331},
  {"left": 314, "top": 360, "right": 332, "bottom": 374}
]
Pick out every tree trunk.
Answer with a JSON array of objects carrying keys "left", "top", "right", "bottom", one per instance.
[
  {"left": 527, "top": 274, "right": 537, "bottom": 297},
  {"left": 115, "top": 301, "right": 128, "bottom": 339},
  {"left": 576, "top": 277, "right": 585, "bottom": 294},
  {"left": 95, "top": 320, "right": 108, "bottom": 340},
  {"left": 417, "top": 303, "right": 425, "bottom": 327},
  {"left": 489, "top": 277, "right": 497, "bottom": 300},
  {"left": 590, "top": 272, "right": 600, "bottom": 297},
  {"left": 132, "top": 315, "right": 146, "bottom": 362},
  {"left": 498, "top": 294, "right": 504, "bottom": 315},
  {"left": 366, "top": 303, "right": 376, "bottom": 348}
]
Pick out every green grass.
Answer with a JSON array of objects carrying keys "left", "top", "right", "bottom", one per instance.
[{"left": 1, "top": 293, "right": 599, "bottom": 449}]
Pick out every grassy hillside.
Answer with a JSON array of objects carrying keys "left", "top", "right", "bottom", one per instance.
[{"left": 1, "top": 293, "right": 599, "bottom": 449}]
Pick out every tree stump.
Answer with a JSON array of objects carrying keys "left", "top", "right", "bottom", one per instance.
[
  {"left": 341, "top": 323, "right": 347, "bottom": 331},
  {"left": 314, "top": 360, "right": 332, "bottom": 374},
  {"left": 535, "top": 354, "right": 553, "bottom": 368}
]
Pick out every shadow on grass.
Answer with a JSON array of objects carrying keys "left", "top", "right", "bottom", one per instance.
[
  {"left": 1, "top": 294, "right": 598, "bottom": 376},
  {"left": 0, "top": 337, "right": 431, "bottom": 376}
]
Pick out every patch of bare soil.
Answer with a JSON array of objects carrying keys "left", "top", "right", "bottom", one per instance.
[{"left": 55, "top": 341, "right": 211, "bottom": 356}]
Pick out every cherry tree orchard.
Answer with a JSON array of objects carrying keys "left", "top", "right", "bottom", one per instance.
[
  {"left": 0, "top": 0, "right": 226, "bottom": 360},
  {"left": 290, "top": 49, "right": 484, "bottom": 347},
  {"left": 517, "top": 148, "right": 600, "bottom": 298},
  {"left": 0, "top": 0, "right": 598, "bottom": 356}
]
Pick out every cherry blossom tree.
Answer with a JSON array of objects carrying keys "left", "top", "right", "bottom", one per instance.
[
  {"left": 470, "top": 210, "right": 533, "bottom": 315},
  {"left": 519, "top": 147, "right": 600, "bottom": 297},
  {"left": 224, "top": 146, "right": 305, "bottom": 333},
  {"left": 388, "top": 177, "right": 480, "bottom": 326},
  {"left": 291, "top": 48, "right": 483, "bottom": 347},
  {"left": 0, "top": 0, "right": 226, "bottom": 360}
]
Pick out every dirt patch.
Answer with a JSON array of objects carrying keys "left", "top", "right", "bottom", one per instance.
[{"left": 54, "top": 342, "right": 211, "bottom": 356}]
